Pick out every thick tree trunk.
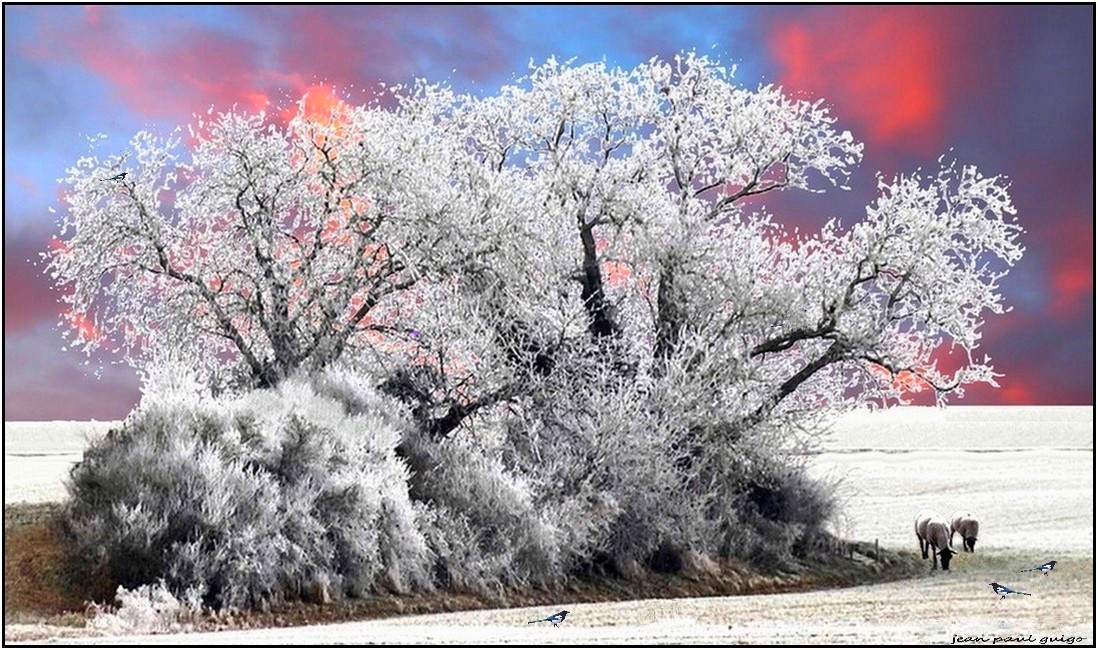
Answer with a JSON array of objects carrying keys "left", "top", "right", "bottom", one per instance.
[
  {"left": 578, "top": 225, "right": 617, "bottom": 339},
  {"left": 653, "top": 265, "right": 683, "bottom": 373}
]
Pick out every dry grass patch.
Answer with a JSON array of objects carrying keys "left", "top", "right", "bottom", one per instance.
[{"left": 4, "top": 503, "right": 114, "bottom": 625}]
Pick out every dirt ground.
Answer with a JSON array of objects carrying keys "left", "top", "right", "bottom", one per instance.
[{"left": 4, "top": 406, "right": 1093, "bottom": 645}]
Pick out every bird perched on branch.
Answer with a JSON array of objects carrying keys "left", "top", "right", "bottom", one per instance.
[
  {"left": 102, "top": 172, "right": 128, "bottom": 181},
  {"left": 989, "top": 582, "right": 1031, "bottom": 600},
  {"left": 528, "top": 610, "right": 569, "bottom": 627},
  {"left": 1020, "top": 560, "right": 1057, "bottom": 576}
]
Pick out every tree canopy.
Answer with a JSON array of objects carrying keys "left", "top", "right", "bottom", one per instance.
[{"left": 52, "top": 53, "right": 1023, "bottom": 429}]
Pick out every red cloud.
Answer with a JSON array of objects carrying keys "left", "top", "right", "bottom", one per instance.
[
  {"left": 6, "top": 171, "right": 42, "bottom": 197},
  {"left": 250, "top": 6, "right": 514, "bottom": 90},
  {"left": 3, "top": 327, "right": 141, "bottom": 420},
  {"left": 768, "top": 6, "right": 975, "bottom": 154},
  {"left": 281, "top": 84, "right": 349, "bottom": 125},
  {"left": 997, "top": 382, "right": 1035, "bottom": 404},
  {"left": 25, "top": 6, "right": 511, "bottom": 127},
  {"left": 901, "top": 375, "right": 1040, "bottom": 407},
  {"left": 4, "top": 229, "right": 62, "bottom": 335},
  {"left": 1047, "top": 214, "right": 1094, "bottom": 317},
  {"left": 954, "top": 311, "right": 1093, "bottom": 406},
  {"left": 26, "top": 7, "right": 272, "bottom": 120},
  {"left": 960, "top": 371, "right": 1086, "bottom": 406},
  {"left": 254, "top": 7, "right": 382, "bottom": 91},
  {"left": 84, "top": 4, "right": 102, "bottom": 25}
]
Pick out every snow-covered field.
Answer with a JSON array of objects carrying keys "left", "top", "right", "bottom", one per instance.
[
  {"left": 3, "top": 421, "right": 118, "bottom": 506},
  {"left": 809, "top": 405, "right": 1094, "bottom": 554},
  {"left": 4, "top": 406, "right": 1094, "bottom": 645}
]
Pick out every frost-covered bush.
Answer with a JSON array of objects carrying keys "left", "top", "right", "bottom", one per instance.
[
  {"left": 329, "top": 370, "right": 562, "bottom": 591},
  {"left": 65, "top": 372, "right": 431, "bottom": 610},
  {"left": 87, "top": 580, "right": 202, "bottom": 635},
  {"left": 486, "top": 350, "right": 839, "bottom": 574},
  {"left": 407, "top": 429, "right": 563, "bottom": 590},
  {"left": 482, "top": 355, "right": 711, "bottom": 574},
  {"left": 734, "top": 461, "right": 839, "bottom": 568}
]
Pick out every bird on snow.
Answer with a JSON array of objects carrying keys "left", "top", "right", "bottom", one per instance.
[
  {"left": 102, "top": 172, "right": 128, "bottom": 181},
  {"left": 1020, "top": 560, "right": 1057, "bottom": 576},
  {"left": 527, "top": 610, "right": 570, "bottom": 627},
  {"left": 989, "top": 582, "right": 1031, "bottom": 600}
]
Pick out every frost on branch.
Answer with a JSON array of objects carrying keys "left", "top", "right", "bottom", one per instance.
[{"left": 48, "top": 96, "right": 489, "bottom": 391}]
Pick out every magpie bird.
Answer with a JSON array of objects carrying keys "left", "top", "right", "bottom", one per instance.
[
  {"left": 103, "top": 172, "right": 128, "bottom": 181},
  {"left": 989, "top": 583, "right": 1031, "bottom": 600},
  {"left": 1020, "top": 560, "right": 1057, "bottom": 576},
  {"left": 527, "top": 610, "right": 569, "bottom": 627}
]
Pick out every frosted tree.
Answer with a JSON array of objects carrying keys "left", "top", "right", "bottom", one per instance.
[
  {"left": 52, "top": 54, "right": 1021, "bottom": 417},
  {"left": 403, "top": 54, "right": 1023, "bottom": 436},
  {"left": 52, "top": 53, "right": 1024, "bottom": 571},
  {"left": 49, "top": 92, "right": 504, "bottom": 394}
]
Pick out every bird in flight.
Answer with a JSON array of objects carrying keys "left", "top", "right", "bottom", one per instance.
[
  {"left": 989, "top": 583, "right": 1031, "bottom": 600},
  {"left": 103, "top": 172, "right": 128, "bottom": 181},
  {"left": 528, "top": 610, "right": 570, "bottom": 627},
  {"left": 1020, "top": 560, "right": 1056, "bottom": 576}
]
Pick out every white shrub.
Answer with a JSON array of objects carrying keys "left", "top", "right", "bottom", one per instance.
[
  {"left": 66, "top": 371, "right": 431, "bottom": 610},
  {"left": 405, "top": 427, "right": 562, "bottom": 590},
  {"left": 87, "top": 580, "right": 202, "bottom": 635}
]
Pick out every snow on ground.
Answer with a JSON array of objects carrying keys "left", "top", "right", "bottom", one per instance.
[
  {"left": 31, "top": 569, "right": 1096, "bottom": 645},
  {"left": 819, "top": 405, "right": 1092, "bottom": 452},
  {"left": 4, "top": 406, "right": 1094, "bottom": 644},
  {"left": 808, "top": 448, "right": 1093, "bottom": 554},
  {"left": 806, "top": 405, "right": 1093, "bottom": 554},
  {"left": 3, "top": 421, "right": 117, "bottom": 505}
]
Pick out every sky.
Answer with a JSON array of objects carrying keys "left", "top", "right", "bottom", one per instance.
[{"left": 3, "top": 5, "right": 1094, "bottom": 420}]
